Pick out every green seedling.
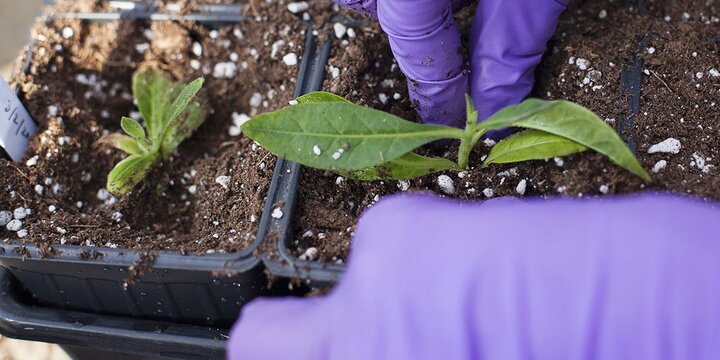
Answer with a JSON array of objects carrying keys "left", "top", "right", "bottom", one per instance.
[
  {"left": 242, "top": 91, "right": 650, "bottom": 182},
  {"left": 99, "top": 68, "right": 205, "bottom": 195}
]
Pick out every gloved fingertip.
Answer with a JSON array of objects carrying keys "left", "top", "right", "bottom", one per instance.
[{"left": 228, "top": 297, "right": 332, "bottom": 359}]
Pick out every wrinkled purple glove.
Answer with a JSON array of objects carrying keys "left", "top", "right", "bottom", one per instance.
[
  {"left": 334, "top": 0, "right": 569, "bottom": 137},
  {"left": 229, "top": 193, "right": 720, "bottom": 359}
]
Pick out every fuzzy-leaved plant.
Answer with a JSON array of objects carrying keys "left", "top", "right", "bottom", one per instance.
[
  {"left": 99, "top": 68, "right": 205, "bottom": 195},
  {"left": 241, "top": 91, "right": 650, "bottom": 182}
]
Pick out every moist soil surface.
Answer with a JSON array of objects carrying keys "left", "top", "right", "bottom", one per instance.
[
  {"left": 293, "top": 0, "right": 720, "bottom": 262},
  {"left": 0, "top": 0, "right": 306, "bottom": 254}
]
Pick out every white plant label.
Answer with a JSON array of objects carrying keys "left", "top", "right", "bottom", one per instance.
[{"left": 0, "top": 77, "right": 36, "bottom": 162}]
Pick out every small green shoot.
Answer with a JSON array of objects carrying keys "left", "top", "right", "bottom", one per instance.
[
  {"left": 99, "top": 68, "right": 205, "bottom": 195},
  {"left": 242, "top": 91, "right": 651, "bottom": 183}
]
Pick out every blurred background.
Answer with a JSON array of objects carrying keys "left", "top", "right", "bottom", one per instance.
[
  {"left": 1, "top": 0, "right": 46, "bottom": 80},
  {"left": 0, "top": 3, "right": 70, "bottom": 359}
]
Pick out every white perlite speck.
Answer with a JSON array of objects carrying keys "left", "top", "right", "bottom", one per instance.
[
  {"left": 331, "top": 148, "right": 345, "bottom": 160},
  {"left": 647, "top": 47, "right": 656, "bottom": 54},
  {"left": 190, "top": 59, "right": 200, "bottom": 70},
  {"left": 516, "top": 179, "right": 527, "bottom": 195},
  {"left": 6, "top": 219, "right": 22, "bottom": 232},
  {"left": 228, "top": 112, "right": 251, "bottom": 136},
  {"left": 25, "top": 155, "right": 39, "bottom": 167},
  {"left": 287, "top": 1, "right": 309, "bottom": 13},
  {"left": 0, "top": 211, "right": 11, "bottom": 226},
  {"left": 598, "top": 10, "right": 608, "bottom": 19},
  {"left": 97, "top": 188, "right": 111, "bottom": 201},
  {"left": 56, "top": 227, "right": 67, "bottom": 235},
  {"left": 299, "top": 247, "right": 318, "bottom": 261},
  {"left": 13, "top": 207, "right": 27, "bottom": 220},
  {"left": 48, "top": 205, "right": 57, "bottom": 213},
  {"left": 330, "top": 66, "right": 340, "bottom": 78},
  {"left": 112, "top": 212, "right": 123, "bottom": 222},
  {"left": 652, "top": 160, "right": 667, "bottom": 173},
  {"left": 599, "top": 184, "right": 609, "bottom": 194},
  {"left": 282, "top": 53, "right": 298, "bottom": 66},
  {"left": 709, "top": 69, "right": 720, "bottom": 77},
  {"left": 288, "top": 99, "right": 299, "bottom": 105},
  {"left": 483, "top": 188, "right": 494, "bottom": 198},
  {"left": 215, "top": 175, "right": 231, "bottom": 190},
  {"left": 692, "top": 152, "right": 712, "bottom": 173},
  {"left": 249, "top": 93, "right": 262, "bottom": 108},
  {"left": 554, "top": 157, "right": 565, "bottom": 167},
  {"left": 271, "top": 40, "right": 286, "bottom": 58},
  {"left": 213, "top": 62, "right": 237, "bottom": 78},
  {"left": 192, "top": 42, "right": 203, "bottom": 56},
  {"left": 188, "top": 185, "right": 197, "bottom": 195},
  {"left": 312, "top": 145, "right": 322, "bottom": 156},
  {"left": 34, "top": 184, "right": 44, "bottom": 196},
  {"left": 397, "top": 180, "right": 410, "bottom": 191},
  {"left": 379, "top": 93, "right": 388, "bottom": 104},
  {"left": 437, "top": 175, "right": 455, "bottom": 195},
  {"left": 134, "top": 43, "right": 150, "bottom": 54},
  {"left": 17, "top": 229, "right": 28, "bottom": 238},
  {"left": 271, "top": 208, "right": 284, "bottom": 219},
  {"left": 576, "top": 58, "right": 591, "bottom": 70},
  {"left": 648, "top": 138, "right": 681, "bottom": 154},
  {"left": 61, "top": 27, "right": 74, "bottom": 39},
  {"left": 333, "top": 23, "right": 347, "bottom": 39}
]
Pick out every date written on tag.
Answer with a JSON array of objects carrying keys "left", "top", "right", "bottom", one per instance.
[{"left": 0, "top": 77, "right": 37, "bottom": 162}]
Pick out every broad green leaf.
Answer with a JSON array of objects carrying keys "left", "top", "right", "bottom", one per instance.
[
  {"left": 133, "top": 68, "right": 172, "bottom": 142},
  {"left": 465, "top": 94, "right": 477, "bottom": 128},
  {"left": 107, "top": 154, "right": 156, "bottom": 195},
  {"left": 478, "top": 99, "right": 650, "bottom": 181},
  {"left": 348, "top": 152, "right": 459, "bottom": 180},
  {"left": 160, "top": 101, "right": 205, "bottom": 158},
  {"left": 97, "top": 134, "right": 144, "bottom": 155},
  {"left": 121, "top": 117, "right": 146, "bottom": 140},
  {"left": 242, "top": 102, "right": 465, "bottom": 171},
  {"left": 297, "top": 91, "right": 350, "bottom": 104},
  {"left": 162, "top": 77, "right": 204, "bottom": 135},
  {"left": 483, "top": 130, "right": 587, "bottom": 166}
]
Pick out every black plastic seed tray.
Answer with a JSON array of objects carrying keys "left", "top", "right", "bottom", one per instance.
[
  {"left": 0, "top": 9, "right": 272, "bottom": 328},
  {"left": 258, "top": 12, "right": 647, "bottom": 288},
  {"left": 257, "top": 26, "right": 344, "bottom": 286},
  {"left": 0, "top": 268, "right": 227, "bottom": 359}
]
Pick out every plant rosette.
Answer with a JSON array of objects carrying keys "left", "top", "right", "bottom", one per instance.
[{"left": 242, "top": 91, "right": 651, "bottom": 183}]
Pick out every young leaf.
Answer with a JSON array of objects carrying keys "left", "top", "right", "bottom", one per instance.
[
  {"left": 160, "top": 102, "right": 204, "bottom": 158},
  {"left": 347, "top": 152, "right": 459, "bottom": 180},
  {"left": 106, "top": 154, "right": 156, "bottom": 195},
  {"left": 465, "top": 94, "right": 477, "bottom": 128},
  {"left": 479, "top": 99, "right": 651, "bottom": 181},
  {"left": 297, "top": 91, "right": 350, "bottom": 104},
  {"left": 133, "top": 68, "right": 172, "bottom": 142},
  {"left": 241, "top": 102, "right": 465, "bottom": 171},
  {"left": 162, "top": 77, "right": 204, "bottom": 135},
  {"left": 482, "top": 130, "right": 587, "bottom": 166},
  {"left": 121, "top": 117, "right": 146, "bottom": 140},
  {"left": 97, "top": 134, "right": 145, "bottom": 155},
  {"left": 475, "top": 98, "right": 556, "bottom": 131}
]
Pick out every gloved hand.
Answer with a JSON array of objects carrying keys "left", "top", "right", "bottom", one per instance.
[
  {"left": 333, "top": 0, "right": 570, "bottom": 138},
  {"left": 229, "top": 192, "right": 720, "bottom": 359}
]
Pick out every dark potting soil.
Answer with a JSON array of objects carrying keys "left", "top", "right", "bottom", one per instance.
[
  {"left": 0, "top": 0, "right": 307, "bottom": 254},
  {"left": 293, "top": 0, "right": 719, "bottom": 262}
]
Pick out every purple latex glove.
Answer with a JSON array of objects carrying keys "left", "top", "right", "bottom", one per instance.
[
  {"left": 229, "top": 193, "right": 720, "bottom": 359},
  {"left": 333, "top": 0, "right": 569, "bottom": 137}
]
